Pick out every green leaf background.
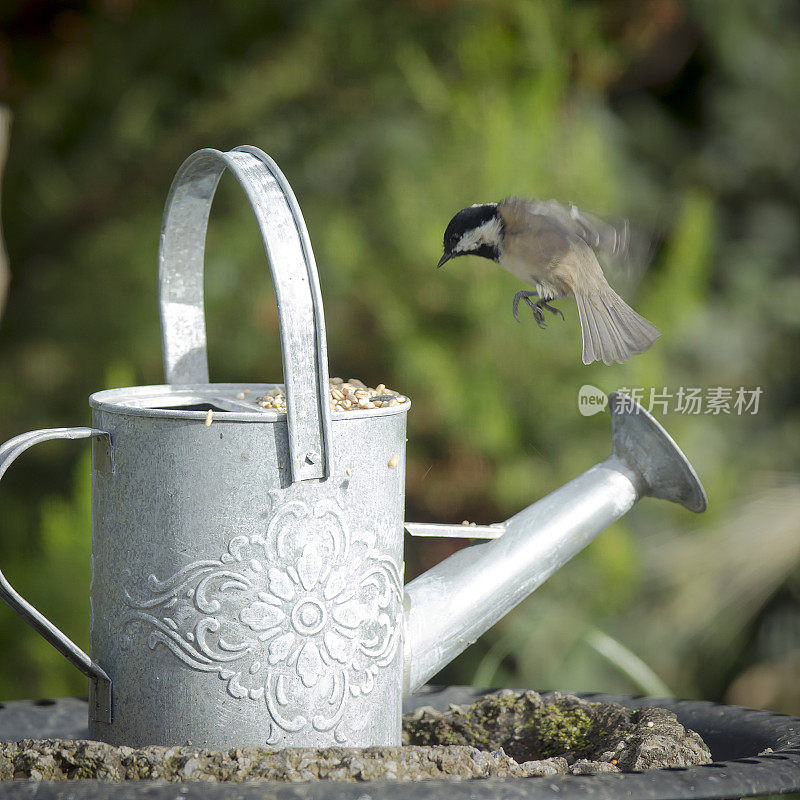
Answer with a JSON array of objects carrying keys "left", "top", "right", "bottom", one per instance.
[{"left": 0, "top": 0, "right": 798, "bottom": 712}]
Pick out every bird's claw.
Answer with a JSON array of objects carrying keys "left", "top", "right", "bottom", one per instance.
[
  {"left": 530, "top": 302, "right": 547, "bottom": 329},
  {"left": 512, "top": 291, "right": 563, "bottom": 329},
  {"left": 512, "top": 292, "right": 524, "bottom": 323},
  {"left": 512, "top": 290, "right": 543, "bottom": 324},
  {"left": 537, "top": 299, "right": 565, "bottom": 321}
]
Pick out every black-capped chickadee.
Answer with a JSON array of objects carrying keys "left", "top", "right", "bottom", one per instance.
[{"left": 437, "top": 198, "right": 659, "bottom": 365}]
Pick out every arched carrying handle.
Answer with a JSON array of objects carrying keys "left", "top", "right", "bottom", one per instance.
[
  {"left": 159, "top": 146, "right": 333, "bottom": 482},
  {"left": 0, "top": 427, "right": 113, "bottom": 723}
]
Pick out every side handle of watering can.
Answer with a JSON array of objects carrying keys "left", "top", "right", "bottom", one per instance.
[
  {"left": 402, "top": 393, "right": 708, "bottom": 695},
  {"left": 0, "top": 427, "right": 113, "bottom": 723}
]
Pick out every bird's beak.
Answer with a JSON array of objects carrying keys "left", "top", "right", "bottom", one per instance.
[{"left": 437, "top": 252, "right": 453, "bottom": 268}]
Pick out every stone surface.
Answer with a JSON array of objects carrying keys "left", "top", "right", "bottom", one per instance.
[
  {"left": 0, "top": 690, "right": 712, "bottom": 782},
  {"left": 403, "top": 690, "right": 712, "bottom": 771},
  {"left": 0, "top": 741, "right": 548, "bottom": 783}
]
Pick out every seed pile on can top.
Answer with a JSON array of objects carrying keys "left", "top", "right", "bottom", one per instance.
[{"left": 256, "top": 378, "right": 408, "bottom": 413}]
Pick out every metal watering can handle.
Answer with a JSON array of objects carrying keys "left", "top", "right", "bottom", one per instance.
[
  {"left": 159, "top": 146, "right": 333, "bottom": 482},
  {"left": 0, "top": 427, "right": 112, "bottom": 723}
]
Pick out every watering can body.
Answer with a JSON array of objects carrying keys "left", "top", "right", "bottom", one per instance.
[
  {"left": 0, "top": 146, "right": 707, "bottom": 749},
  {"left": 87, "top": 384, "right": 407, "bottom": 748}
]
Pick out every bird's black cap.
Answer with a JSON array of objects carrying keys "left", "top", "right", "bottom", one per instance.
[
  {"left": 439, "top": 203, "right": 501, "bottom": 266},
  {"left": 442, "top": 204, "right": 499, "bottom": 253}
]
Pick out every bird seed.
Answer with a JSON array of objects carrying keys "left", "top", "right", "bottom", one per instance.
[{"left": 255, "top": 378, "right": 408, "bottom": 413}]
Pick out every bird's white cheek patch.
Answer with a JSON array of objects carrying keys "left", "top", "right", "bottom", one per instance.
[
  {"left": 455, "top": 229, "right": 479, "bottom": 253},
  {"left": 455, "top": 217, "right": 503, "bottom": 253}
]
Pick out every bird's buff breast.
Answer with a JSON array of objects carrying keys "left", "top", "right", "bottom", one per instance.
[{"left": 498, "top": 252, "right": 563, "bottom": 300}]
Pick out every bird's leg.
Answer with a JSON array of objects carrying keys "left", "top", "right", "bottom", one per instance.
[
  {"left": 512, "top": 290, "right": 535, "bottom": 322},
  {"left": 512, "top": 290, "right": 546, "bottom": 327},
  {"left": 536, "top": 299, "right": 565, "bottom": 321},
  {"left": 527, "top": 297, "right": 547, "bottom": 329}
]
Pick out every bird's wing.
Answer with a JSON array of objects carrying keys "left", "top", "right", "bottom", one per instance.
[
  {"left": 511, "top": 198, "right": 654, "bottom": 293},
  {"left": 518, "top": 199, "right": 628, "bottom": 257}
]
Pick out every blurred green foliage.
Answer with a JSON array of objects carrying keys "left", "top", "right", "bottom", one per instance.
[{"left": 0, "top": 0, "right": 798, "bottom": 712}]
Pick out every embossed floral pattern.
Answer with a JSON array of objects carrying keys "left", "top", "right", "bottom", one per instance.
[{"left": 122, "top": 497, "right": 402, "bottom": 744}]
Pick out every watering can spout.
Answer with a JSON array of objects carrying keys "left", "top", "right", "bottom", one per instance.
[{"left": 402, "top": 392, "right": 707, "bottom": 696}]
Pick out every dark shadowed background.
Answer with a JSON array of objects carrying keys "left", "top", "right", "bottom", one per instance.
[{"left": 0, "top": 0, "right": 799, "bottom": 715}]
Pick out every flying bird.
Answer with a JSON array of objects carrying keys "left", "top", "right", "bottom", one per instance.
[{"left": 437, "top": 198, "right": 659, "bottom": 365}]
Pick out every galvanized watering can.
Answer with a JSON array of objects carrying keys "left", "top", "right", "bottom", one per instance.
[{"left": 0, "top": 146, "right": 707, "bottom": 750}]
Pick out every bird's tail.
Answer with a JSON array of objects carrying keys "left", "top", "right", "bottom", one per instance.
[{"left": 575, "top": 287, "right": 660, "bottom": 365}]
